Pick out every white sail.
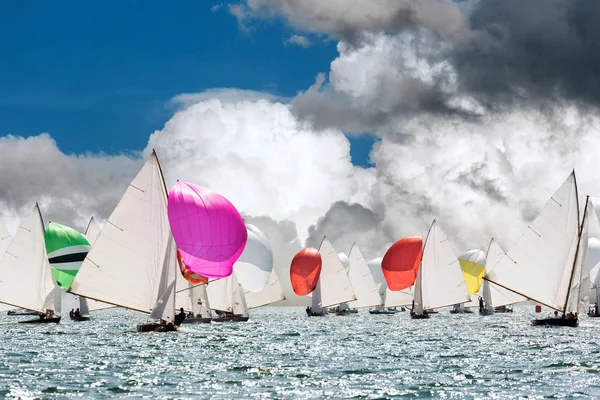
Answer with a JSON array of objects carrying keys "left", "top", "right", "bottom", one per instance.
[
  {"left": 191, "top": 284, "right": 212, "bottom": 318},
  {"left": 565, "top": 198, "right": 590, "bottom": 314},
  {"left": 367, "top": 257, "right": 386, "bottom": 307},
  {"left": 0, "top": 205, "right": 57, "bottom": 313},
  {"left": 79, "top": 217, "right": 115, "bottom": 313},
  {"left": 318, "top": 237, "right": 356, "bottom": 308},
  {"left": 85, "top": 217, "right": 102, "bottom": 245},
  {"left": 232, "top": 273, "right": 248, "bottom": 316},
  {"left": 206, "top": 276, "right": 232, "bottom": 312},
  {"left": 413, "top": 220, "right": 470, "bottom": 313},
  {"left": 0, "top": 224, "right": 12, "bottom": 259},
  {"left": 69, "top": 152, "right": 178, "bottom": 323},
  {"left": 311, "top": 281, "right": 324, "bottom": 313},
  {"left": 384, "top": 286, "right": 414, "bottom": 307},
  {"left": 347, "top": 245, "right": 384, "bottom": 308},
  {"left": 207, "top": 272, "right": 247, "bottom": 315},
  {"left": 484, "top": 239, "right": 526, "bottom": 308},
  {"left": 245, "top": 269, "right": 285, "bottom": 309},
  {"left": 234, "top": 224, "right": 273, "bottom": 293},
  {"left": 485, "top": 172, "right": 579, "bottom": 312}
]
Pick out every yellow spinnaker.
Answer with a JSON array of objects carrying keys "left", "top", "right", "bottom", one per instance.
[{"left": 458, "top": 249, "right": 486, "bottom": 295}]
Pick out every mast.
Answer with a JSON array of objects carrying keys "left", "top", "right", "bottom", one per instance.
[{"left": 562, "top": 194, "right": 588, "bottom": 313}]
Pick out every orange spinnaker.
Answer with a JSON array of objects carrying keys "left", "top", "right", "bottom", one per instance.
[
  {"left": 382, "top": 236, "right": 423, "bottom": 291},
  {"left": 290, "top": 248, "right": 322, "bottom": 296},
  {"left": 177, "top": 250, "right": 208, "bottom": 285}
]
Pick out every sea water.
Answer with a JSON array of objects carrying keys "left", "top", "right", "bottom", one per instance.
[{"left": 0, "top": 306, "right": 599, "bottom": 399}]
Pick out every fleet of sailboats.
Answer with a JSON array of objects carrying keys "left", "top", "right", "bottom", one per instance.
[{"left": 0, "top": 160, "right": 599, "bottom": 331}]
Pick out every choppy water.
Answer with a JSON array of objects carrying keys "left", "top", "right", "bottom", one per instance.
[{"left": 0, "top": 306, "right": 599, "bottom": 399}]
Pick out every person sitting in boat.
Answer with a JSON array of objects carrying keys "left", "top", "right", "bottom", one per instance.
[
  {"left": 552, "top": 311, "right": 560, "bottom": 319},
  {"left": 69, "top": 309, "right": 75, "bottom": 319},
  {"left": 174, "top": 307, "right": 186, "bottom": 325},
  {"left": 566, "top": 312, "right": 576, "bottom": 319},
  {"left": 74, "top": 308, "right": 81, "bottom": 318},
  {"left": 306, "top": 306, "right": 311, "bottom": 315}
]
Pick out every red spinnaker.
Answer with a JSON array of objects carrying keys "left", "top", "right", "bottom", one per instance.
[
  {"left": 382, "top": 236, "right": 423, "bottom": 291},
  {"left": 290, "top": 248, "right": 322, "bottom": 296}
]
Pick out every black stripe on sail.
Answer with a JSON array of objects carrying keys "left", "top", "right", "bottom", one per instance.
[{"left": 49, "top": 252, "right": 87, "bottom": 264}]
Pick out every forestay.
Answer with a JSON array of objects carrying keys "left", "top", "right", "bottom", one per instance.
[
  {"left": 318, "top": 237, "right": 356, "bottom": 308},
  {"left": 0, "top": 205, "right": 57, "bottom": 313},
  {"left": 69, "top": 152, "right": 177, "bottom": 323},
  {"left": 485, "top": 172, "right": 579, "bottom": 312},
  {"left": 413, "top": 220, "right": 470, "bottom": 314}
]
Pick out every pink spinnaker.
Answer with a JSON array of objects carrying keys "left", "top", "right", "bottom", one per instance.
[{"left": 167, "top": 181, "right": 247, "bottom": 278}]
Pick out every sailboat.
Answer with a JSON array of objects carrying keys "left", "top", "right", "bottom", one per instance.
[
  {"left": 479, "top": 239, "right": 525, "bottom": 315},
  {"left": 586, "top": 199, "right": 600, "bottom": 317},
  {"left": 69, "top": 151, "right": 180, "bottom": 332},
  {"left": 484, "top": 172, "right": 589, "bottom": 327},
  {"left": 207, "top": 272, "right": 249, "bottom": 322},
  {"left": 306, "top": 237, "right": 356, "bottom": 317},
  {"left": 411, "top": 220, "right": 470, "bottom": 319},
  {"left": 0, "top": 204, "right": 61, "bottom": 323},
  {"left": 346, "top": 245, "right": 383, "bottom": 312},
  {"left": 176, "top": 283, "right": 212, "bottom": 324},
  {"left": 333, "top": 251, "right": 358, "bottom": 315},
  {"left": 365, "top": 258, "right": 410, "bottom": 314}
]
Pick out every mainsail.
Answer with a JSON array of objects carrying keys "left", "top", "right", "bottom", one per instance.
[
  {"left": 484, "top": 172, "right": 582, "bottom": 313},
  {"left": 234, "top": 224, "right": 273, "bottom": 293},
  {"left": 317, "top": 237, "right": 356, "bottom": 308},
  {"left": 483, "top": 239, "right": 526, "bottom": 309},
  {"left": 69, "top": 151, "right": 178, "bottom": 323},
  {"left": 0, "top": 205, "right": 57, "bottom": 313},
  {"left": 413, "top": 220, "right": 470, "bottom": 314},
  {"left": 244, "top": 269, "right": 286, "bottom": 309},
  {"left": 347, "top": 245, "right": 382, "bottom": 308}
]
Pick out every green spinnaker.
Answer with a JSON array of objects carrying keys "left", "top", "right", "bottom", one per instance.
[{"left": 44, "top": 222, "right": 91, "bottom": 290}]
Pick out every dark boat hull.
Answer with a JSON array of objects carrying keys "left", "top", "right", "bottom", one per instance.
[
  {"left": 70, "top": 315, "right": 91, "bottom": 321},
  {"left": 307, "top": 311, "right": 327, "bottom": 317},
  {"left": 136, "top": 323, "right": 178, "bottom": 332},
  {"left": 410, "top": 313, "right": 431, "bottom": 319},
  {"left": 182, "top": 317, "right": 212, "bottom": 324},
  {"left": 8, "top": 310, "right": 39, "bottom": 316},
  {"left": 335, "top": 310, "right": 358, "bottom": 315},
  {"left": 531, "top": 318, "right": 578, "bottom": 327},
  {"left": 213, "top": 315, "right": 249, "bottom": 322},
  {"left": 19, "top": 317, "right": 61, "bottom": 324},
  {"left": 494, "top": 308, "right": 513, "bottom": 313},
  {"left": 450, "top": 309, "right": 474, "bottom": 314},
  {"left": 369, "top": 310, "right": 396, "bottom": 315}
]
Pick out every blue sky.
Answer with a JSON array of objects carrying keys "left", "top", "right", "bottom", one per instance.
[{"left": 0, "top": 1, "right": 375, "bottom": 166}]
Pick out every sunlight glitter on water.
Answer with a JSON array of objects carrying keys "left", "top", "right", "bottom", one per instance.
[{"left": 0, "top": 306, "right": 599, "bottom": 398}]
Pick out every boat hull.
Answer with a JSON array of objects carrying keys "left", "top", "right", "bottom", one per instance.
[
  {"left": 19, "top": 317, "right": 61, "bottom": 324},
  {"left": 136, "top": 323, "right": 178, "bottom": 332},
  {"left": 182, "top": 317, "right": 212, "bottom": 324},
  {"left": 335, "top": 309, "right": 358, "bottom": 316},
  {"left": 410, "top": 313, "right": 431, "bottom": 319},
  {"left": 307, "top": 311, "right": 327, "bottom": 317},
  {"left": 531, "top": 318, "right": 578, "bottom": 327},
  {"left": 7, "top": 310, "right": 39, "bottom": 316},
  {"left": 70, "top": 315, "right": 91, "bottom": 322},
  {"left": 369, "top": 310, "right": 396, "bottom": 315},
  {"left": 449, "top": 309, "right": 474, "bottom": 314},
  {"left": 213, "top": 315, "right": 249, "bottom": 323}
]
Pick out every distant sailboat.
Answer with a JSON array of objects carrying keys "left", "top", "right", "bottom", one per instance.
[
  {"left": 479, "top": 239, "right": 525, "bottom": 315},
  {"left": 207, "top": 272, "right": 249, "bottom": 322},
  {"left": 411, "top": 220, "right": 470, "bottom": 319},
  {"left": 0, "top": 204, "right": 60, "bottom": 323},
  {"left": 176, "top": 280, "right": 212, "bottom": 324},
  {"left": 69, "top": 151, "right": 180, "bottom": 332},
  {"left": 346, "top": 245, "right": 382, "bottom": 310},
  {"left": 484, "top": 172, "right": 589, "bottom": 327},
  {"left": 307, "top": 237, "right": 356, "bottom": 317}
]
